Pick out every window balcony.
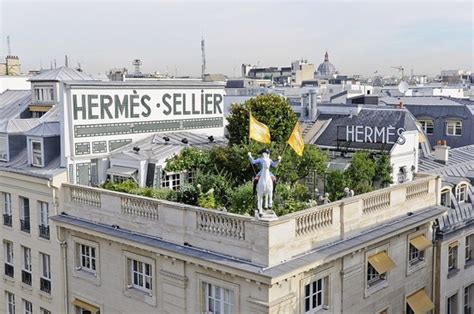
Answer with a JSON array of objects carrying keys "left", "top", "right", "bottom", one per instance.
[
  {"left": 40, "top": 277, "right": 51, "bottom": 294},
  {"left": 4, "top": 263, "right": 14, "bottom": 278},
  {"left": 20, "top": 219, "right": 30, "bottom": 233},
  {"left": 39, "top": 224, "right": 50, "bottom": 240},
  {"left": 22, "top": 270, "right": 32, "bottom": 285},
  {"left": 3, "top": 214, "right": 12, "bottom": 226}
]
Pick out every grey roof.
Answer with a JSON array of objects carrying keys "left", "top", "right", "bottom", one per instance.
[
  {"left": 0, "top": 90, "right": 31, "bottom": 120},
  {"left": 24, "top": 121, "right": 60, "bottom": 137},
  {"left": 311, "top": 107, "right": 418, "bottom": 151},
  {"left": 111, "top": 131, "right": 226, "bottom": 163},
  {"left": 0, "top": 118, "right": 40, "bottom": 133},
  {"left": 29, "top": 67, "right": 96, "bottom": 81},
  {"left": 0, "top": 149, "right": 65, "bottom": 179},
  {"left": 380, "top": 96, "right": 466, "bottom": 106},
  {"left": 418, "top": 145, "right": 474, "bottom": 177},
  {"left": 63, "top": 80, "right": 225, "bottom": 89},
  {"left": 51, "top": 205, "right": 446, "bottom": 282}
]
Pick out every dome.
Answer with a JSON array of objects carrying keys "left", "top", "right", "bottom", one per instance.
[{"left": 316, "top": 51, "right": 337, "bottom": 76}]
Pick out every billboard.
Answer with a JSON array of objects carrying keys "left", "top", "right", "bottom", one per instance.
[{"left": 63, "top": 85, "right": 225, "bottom": 158}]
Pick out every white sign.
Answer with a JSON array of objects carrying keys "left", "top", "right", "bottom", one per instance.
[{"left": 345, "top": 125, "right": 406, "bottom": 145}]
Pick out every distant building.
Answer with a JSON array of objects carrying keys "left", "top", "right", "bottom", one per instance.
[
  {"left": 315, "top": 51, "right": 337, "bottom": 78},
  {"left": 0, "top": 56, "right": 21, "bottom": 76},
  {"left": 380, "top": 96, "right": 474, "bottom": 149},
  {"left": 291, "top": 60, "right": 315, "bottom": 86}
]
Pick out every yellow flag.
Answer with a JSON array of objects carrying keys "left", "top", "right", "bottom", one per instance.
[
  {"left": 287, "top": 122, "right": 305, "bottom": 156},
  {"left": 249, "top": 113, "right": 271, "bottom": 144}
]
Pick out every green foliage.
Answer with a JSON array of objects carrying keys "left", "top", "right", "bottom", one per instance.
[
  {"left": 102, "top": 180, "right": 178, "bottom": 202},
  {"left": 195, "top": 170, "right": 234, "bottom": 208},
  {"left": 345, "top": 151, "right": 376, "bottom": 194},
  {"left": 197, "top": 188, "right": 217, "bottom": 209},
  {"left": 278, "top": 145, "right": 327, "bottom": 185},
  {"left": 325, "top": 170, "right": 349, "bottom": 201},
  {"left": 165, "top": 147, "right": 211, "bottom": 173},
  {"left": 228, "top": 182, "right": 254, "bottom": 215},
  {"left": 273, "top": 182, "right": 311, "bottom": 216},
  {"left": 374, "top": 153, "right": 393, "bottom": 187},
  {"left": 226, "top": 94, "right": 298, "bottom": 145},
  {"left": 175, "top": 184, "right": 199, "bottom": 205}
]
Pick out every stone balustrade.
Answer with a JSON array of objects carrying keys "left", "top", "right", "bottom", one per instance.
[
  {"left": 121, "top": 196, "right": 159, "bottom": 220},
  {"left": 362, "top": 192, "right": 391, "bottom": 214},
  {"left": 70, "top": 186, "right": 101, "bottom": 208},
  {"left": 60, "top": 174, "right": 440, "bottom": 267},
  {"left": 294, "top": 205, "right": 334, "bottom": 236}
]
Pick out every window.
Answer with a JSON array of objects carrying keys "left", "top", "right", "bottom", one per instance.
[
  {"left": 72, "top": 299, "right": 100, "bottom": 314},
  {"left": 78, "top": 244, "right": 96, "bottom": 273},
  {"left": 6, "top": 291, "right": 15, "bottom": 314},
  {"left": 398, "top": 166, "right": 408, "bottom": 184},
  {"left": 0, "top": 134, "right": 8, "bottom": 160},
  {"left": 161, "top": 171, "right": 181, "bottom": 190},
  {"left": 448, "top": 243, "right": 458, "bottom": 271},
  {"left": 447, "top": 293, "right": 458, "bottom": 314},
  {"left": 418, "top": 119, "right": 434, "bottom": 135},
  {"left": 366, "top": 251, "right": 395, "bottom": 287},
  {"left": 38, "top": 201, "right": 49, "bottom": 239},
  {"left": 22, "top": 246, "right": 32, "bottom": 285},
  {"left": 23, "top": 299, "right": 32, "bottom": 314},
  {"left": 19, "top": 197, "right": 30, "bottom": 233},
  {"left": 456, "top": 184, "right": 468, "bottom": 203},
  {"left": 40, "top": 252, "right": 51, "bottom": 294},
  {"left": 128, "top": 258, "right": 152, "bottom": 293},
  {"left": 30, "top": 140, "right": 43, "bottom": 167},
  {"left": 466, "top": 234, "right": 473, "bottom": 263},
  {"left": 40, "top": 308, "right": 51, "bottom": 314},
  {"left": 34, "top": 87, "right": 54, "bottom": 102},
  {"left": 408, "top": 234, "right": 430, "bottom": 267},
  {"left": 3, "top": 192, "right": 12, "bottom": 226},
  {"left": 441, "top": 189, "right": 451, "bottom": 208},
  {"left": 202, "top": 282, "right": 235, "bottom": 314},
  {"left": 4, "top": 240, "right": 14, "bottom": 277},
  {"left": 406, "top": 288, "right": 434, "bottom": 314},
  {"left": 446, "top": 120, "right": 462, "bottom": 136},
  {"left": 304, "top": 277, "right": 329, "bottom": 313},
  {"left": 465, "top": 284, "right": 473, "bottom": 314}
]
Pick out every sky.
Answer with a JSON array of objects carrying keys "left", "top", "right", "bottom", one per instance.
[{"left": 0, "top": 0, "right": 472, "bottom": 77}]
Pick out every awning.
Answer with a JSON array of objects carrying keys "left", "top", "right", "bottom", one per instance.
[
  {"left": 406, "top": 289, "right": 434, "bottom": 314},
  {"left": 72, "top": 299, "right": 100, "bottom": 313},
  {"left": 410, "top": 235, "right": 431, "bottom": 251},
  {"left": 368, "top": 251, "right": 396, "bottom": 274},
  {"left": 29, "top": 105, "right": 52, "bottom": 112},
  {"left": 106, "top": 165, "right": 138, "bottom": 177}
]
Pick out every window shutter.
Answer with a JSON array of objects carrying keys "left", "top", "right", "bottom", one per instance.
[
  {"left": 323, "top": 276, "right": 329, "bottom": 306},
  {"left": 126, "top": 258, "right": 132, "bottom": 287},
  {"left": 153, "top": 166, "right": 162, "bottom": 189}
]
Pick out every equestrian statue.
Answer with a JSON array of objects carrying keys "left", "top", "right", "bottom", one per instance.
[{"left": 248, "top": 149, "right": 281, "bottom": 217}]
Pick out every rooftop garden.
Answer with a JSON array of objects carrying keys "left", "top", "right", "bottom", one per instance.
[{"left": 104, "top": 94, "right": 393, "bottom": 216}]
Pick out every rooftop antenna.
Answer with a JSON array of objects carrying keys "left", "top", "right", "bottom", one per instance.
[
  {"left": 7, "top": 35, "right": 11, "bottom": 56},
  {"left": 398, "top": 81, "right": 409, "bottom": 95},
  {"left": 132, "top": 59, "right": 142, "bottom": 75},
  {"left": 391, "top": 65, "right": 405, "bottom": 79},
  {"left": 201, "top": 37, "right": 206, "bottom": 79}
]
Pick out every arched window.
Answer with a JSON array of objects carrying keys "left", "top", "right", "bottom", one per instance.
[
  {"left": 455, "top": 184, "right": 468, "bottom": 203},
  {"left": 440, "top": 188, "right": 451, "bottom": 207}
]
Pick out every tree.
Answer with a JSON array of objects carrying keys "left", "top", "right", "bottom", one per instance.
[
  {"left": 226, "top": 94, "right": 298, "bottom": 145},
  {"left": 374, "top": 153, "right": 393, "bottom": 188},
  {"left": 345, "top": 151, "right": 376, "bottom": 194},
  {"left": 325, "top": 170, "right": 349, "bottom": 201}
]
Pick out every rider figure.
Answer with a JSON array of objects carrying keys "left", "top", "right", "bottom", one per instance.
[{"left": 248, "top": 149, "right": 282, "bottom": 195}]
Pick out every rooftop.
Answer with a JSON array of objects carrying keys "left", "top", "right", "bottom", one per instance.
[{"left": 29, "top": 66, "right": 97, "bottom": 81}]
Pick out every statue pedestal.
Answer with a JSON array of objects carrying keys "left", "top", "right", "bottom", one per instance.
[{"left": 254, "top": 209, "right": 278, "bottom": 221}]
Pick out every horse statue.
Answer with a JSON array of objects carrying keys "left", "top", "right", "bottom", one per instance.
[{"left": 248, "top": 149, "right": 281, "bottom": 217}]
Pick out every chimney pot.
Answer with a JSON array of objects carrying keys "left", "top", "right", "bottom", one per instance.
[{"left": 434, "top": 141, "right": 449, "bottom": 164}]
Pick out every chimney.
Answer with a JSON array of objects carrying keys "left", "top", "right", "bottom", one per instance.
[
  {"left": 399, "top": 101, "right": 404, "bottom": 108},
  {"left": 434, "top": 140, "right": 449, "bottom": 164}
]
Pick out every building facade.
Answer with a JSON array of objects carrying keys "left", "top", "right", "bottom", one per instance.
[{"left": 51, "top": 174, "right": 444, "bottom": 313}]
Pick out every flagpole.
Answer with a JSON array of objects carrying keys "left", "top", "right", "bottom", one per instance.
[{"left": 247, "top": 109, "right": 257, "bottom": 176}]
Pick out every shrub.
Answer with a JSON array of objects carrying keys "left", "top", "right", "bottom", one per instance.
[{"left": 228, "top": 182, "right": 254, "bottom": 215}]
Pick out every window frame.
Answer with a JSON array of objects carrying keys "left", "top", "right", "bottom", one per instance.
[
  {"left": 303, "top": 276, "right": 329, "bottom": 313},
  {"left": 22, "top": 246, "right": 32, "bottom": 272},
  {"left": 3, "top": 192, "right": 11, "bottom": 215},
  {"left": 466, "top": 234, "right": 473, "bottom": 263},
  {"left": 78, "top": 243, "right": 97, "bottom": 274},
  {"left": 161, "top": 171, "right": 182, "bottom": 190},
  {"left": 455, "top": 184, "right": 467, "bottom": 203},
  {"left": 203, "top": 281, "right": 235, "bottom": 314},
  {"left": 0, "top": 133, "right": 9, "bottom": 161},
  {"left": 198, "top": 274, "right": 240, "bottom": 314},
  {"left": 418, "top": 119, "right": 434, "bottom": 135},
  {"left": 448, "top": 242, "right": 458, "bottom": 272},
  {"left": 6, "top": 291, "right": 15, "bottom": 314},
  {"left": 38, "top": 201, "right": 49, "bottom": 227},
  {"left": 29, "top": 138, "right": 44, "bottom": 167},
  {"left": 364, "top": 246, "right": 392, "bottom": 296},
  {"left": 445, "top": 120, "right": 462, "bottom": 136},
  {"left": 23, "top": 299, "right": 33, "bottom": 314},
  {"left": 447, "top": 292, "right": 458, "bottom": 314},
  {"left": 73, "top": 237, "right": 100, "bottom": 283},
  {"left": 464, "top": 284, "right": 473, "bottom": 314},
  {"left": 440, "top": 188, "right": 451, "bottom": 208}
]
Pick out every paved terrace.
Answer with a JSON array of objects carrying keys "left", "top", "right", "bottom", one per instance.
[{"left": 55, "top": 174, "right": 445, "bottom": 282}]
